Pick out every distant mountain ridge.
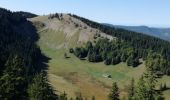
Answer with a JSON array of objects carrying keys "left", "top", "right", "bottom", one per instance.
[{"left": 104, "top": 24, "right": 170, "bottom": 41}]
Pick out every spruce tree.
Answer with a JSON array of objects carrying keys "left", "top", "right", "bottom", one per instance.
[
  {"left": 145, "top": 54, "right": 158, "bottom": 100},
  {"left": 27, "top": 72, "right": 57, "bottom": 100},
  {"left": 136, "top": 76, "right": 147, "bottom": 99},
  {"left": 0, "top": 55, "right": 26, "bottom": 99},
  {"left": 108, "top": 82, "right": 119, "bottom": 100},
  {"left": 128, "top": 78, "right": 135, "bottom": 100}
]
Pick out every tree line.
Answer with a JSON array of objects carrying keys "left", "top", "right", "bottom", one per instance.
[
  {"left": 71, "top": 39, "right": 140, "bottom": 67},
  {"left": 69, "top": 14, "right": 170, "bottom": 76},
  {"left": 108, "top": 53, "right": 165, "bottom": 100},
  {"left": 59, "top": 53, "right": 167, "bottom": 99}
]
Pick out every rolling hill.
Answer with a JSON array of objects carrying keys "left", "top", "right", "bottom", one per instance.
[{"left": 29, "top": 14, "right": 170, "bottom": 100}]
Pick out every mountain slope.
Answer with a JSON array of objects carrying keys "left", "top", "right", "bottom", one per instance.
[
  {"left": 30, "top": 15, "right": 145, "bottom": 100},
  {"left": 105, "top": 24, "right": 170, "bottom": 41},
  {"left": 1, "top": 7, "right": 170, "bottom": 100},
  {"left": 30, "top": 14, "right": 170, "bottom": 100},
  {"left": 30, "top": 14, "right": 114, "bottom": 49}
]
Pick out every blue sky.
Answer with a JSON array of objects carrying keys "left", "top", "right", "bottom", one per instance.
[{"left": 0, "top": 0, "right": 170, "bottom": 27}]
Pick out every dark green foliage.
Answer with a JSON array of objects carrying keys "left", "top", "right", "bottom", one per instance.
[
  {"left": 70, "top": 14, "right": 170, "bottom": 75},
  {"left": 0, "top": 8, "right": 57, "bottom": 99},
  {"left": 163, "top": 83, "right": 167, "bottom": 91},
  {"left": 128, "top": 78, "right": 135, "bottom": 100},
  {"left": 111, "top": 56, "right": 121, "bottom": 65},
  {"left": 156, "top": 96, "right": 165, "bottom": 100},
  {"left": 27, "top": 72, "right": 57, "bottom": 100},
  {"left": 126, "top": 53, "right": 166, "bottom": 100},
  {"left": 108, "top": 82, "right": 119, "bottom": 100},
  {"left": 74, "top": 47, "right": 88, "bottom": 58},
  {"left": 86, "top": 41, "right": 93, "bottom": 51},
  {"left": 74, "top": 39, "right": 139, "bottom": 67},
  {"left": 136, "top": 76, "right": 148, "bottom": 99},
  {"left": 104, "top": 58, "right": 112, "bottom": 65},
  {"left": 121, "top": 53, "right": 127, "bottom": 62},
  {"left": 71, "top": 14, "right": 170, "bottom": 60},
  {"left": 0, "top": 55, "right": 26, "bottom": 99},
  {"left": 49, "top": 13, "right": 61, "bottom": 20},
  {"left": 127, "top": 55, "right": 139, "bottom": 67},
  {"left": 135, "top": 54, "right": 160, "bottom": 100},
  {"left": 145, "top": 55, "right": 158, "bottom": 100},
  {"left": 88, "top": 48, "right": 103, "bottom": 62},
  {"left": 69, "top": 48, "right": 74, "bottom": 53},
  {"left": 14, "top": 11, "right": 37, "bottom": 18},
  {"left": 166, "top": 68, "right": 170, "bottom": 76}
]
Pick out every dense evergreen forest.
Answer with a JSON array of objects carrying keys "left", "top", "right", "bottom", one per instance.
[
  {"left": 0, "top": 8, "right": 57, "bottom": 99},
  {"left": 14, "top": 11, "right": 37, "bottom": 18},
  {"left": 70, "top": 14, "right": 170, "bottom": 76}
]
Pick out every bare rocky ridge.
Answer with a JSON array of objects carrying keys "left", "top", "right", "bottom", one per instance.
[{"left": 30, "top": 13, "right": 114, "bottom": 49}]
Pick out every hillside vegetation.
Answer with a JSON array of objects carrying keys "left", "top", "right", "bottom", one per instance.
[
  {"left": 107, "top": 24, "right": 170, "bottom": 41},
  {"left": 1, "top": 7, "right": 170, "bottom": 100},
  {"left": 31, "top": 13, "right": 170, "bottom": 99},
  {"left": 0, "top": 8, "right": 57, "bottom": 100}
]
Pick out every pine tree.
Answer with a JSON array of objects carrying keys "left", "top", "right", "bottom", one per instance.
[
  {"left": 136, "top": 76, "right": 147, "bottom": 99},
  {"left": 121, "top": 53, "right": 127, "bottom": 62},
  {"left": 0, "top": 55, "right": 26, "bottom": 99},
  {"left": 144, "top": 54, "right": 158, "bottom": 100},
  {"left": 76, "top": 93, "right": 83, "bottom": 100},
  {"left": 86, "top": 41, "right": 93, "bottom": 51},
  {"left": 128, "top": 78, "right": 135, "bottom": 100},
  {"left": 159, "top": 83, "right": 163, "bottom": 91},
  {"left": 108, "top": 82, "right": 119, "bottom": 100},
  {"left": 163, "top": 83, "right": 167, "bottom": 90},
  {"left": 27, "top": 72, "right": 57, "bottom": 100}
]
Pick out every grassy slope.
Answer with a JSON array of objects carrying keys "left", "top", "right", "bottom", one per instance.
[
  {"left": 33, "top": 16, "right": 170, "bottom": 100},
  {"left": 37, "top": 29, "right": 146, "bottom": 100}
]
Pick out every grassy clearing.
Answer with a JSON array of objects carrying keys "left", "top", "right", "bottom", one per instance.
[
  {"left": 37, "top": 29, "right": 146, "bottom": 99},
  {"left": 158, "top": 76, "right": 170, "bottom": 99},
  {"left": 37, "top": 29, "right": 170, "bottom": 100}
]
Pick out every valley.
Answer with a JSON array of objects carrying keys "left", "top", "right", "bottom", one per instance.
[
  {"left": 30, "top": 14, "right": 170, "bottom": 100},
  {"left": 1, "top": 1, "right": 170, "bottom": 100}
]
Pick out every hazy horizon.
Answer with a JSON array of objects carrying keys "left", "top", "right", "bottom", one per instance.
[{"left": 0, "top": 0, "right": 170, "bottom": 28}]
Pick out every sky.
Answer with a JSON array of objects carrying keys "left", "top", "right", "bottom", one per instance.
[{"left": 0, "top": 0, "right": 170, "bottom": 27}]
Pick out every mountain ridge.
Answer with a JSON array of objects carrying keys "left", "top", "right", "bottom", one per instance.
[{"left": 103, "top": 23, "right": 170, "bottom": 41}]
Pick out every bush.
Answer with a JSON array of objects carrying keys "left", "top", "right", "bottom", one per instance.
[
  {"left": 127, "top": 56, "right": 139, "bottom": 67},
  {"left": 69, "top": 48, "right": 74, "bottom": 53},
  {"left": 104, "top": 58, "right": 111, "bottom": 65},
  {"left": 74, "top": 47, "right": 87, "bottom": 58}
]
